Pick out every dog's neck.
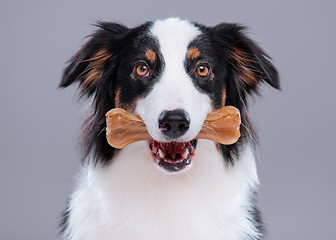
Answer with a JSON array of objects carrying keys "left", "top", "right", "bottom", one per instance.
[{"left": 64, "top": 140, "right": 260, "bottom": 240}]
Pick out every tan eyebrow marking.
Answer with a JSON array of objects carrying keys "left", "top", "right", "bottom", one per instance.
[
  {"left": 145, "top": 49, "right": 156, "bottom": 63},
  {"left": 187, "top": 47, "right": 200, "bottom": 60}
]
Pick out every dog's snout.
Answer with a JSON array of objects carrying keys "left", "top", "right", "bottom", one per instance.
[{"left": 158, "top": 109, "right": 190, "bottom": 139}]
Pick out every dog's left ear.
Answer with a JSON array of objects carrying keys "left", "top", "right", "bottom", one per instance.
[
  {"left": 59, "top": 22, "right": 130, "bottom": 163},
  {"left": 213, "top": 24, "right": 280, "bottom": 93},
  {"left": 59, "top": 22, "right": 129, "bottom": 97}
]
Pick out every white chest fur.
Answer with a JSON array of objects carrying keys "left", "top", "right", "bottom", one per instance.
[{"left": 64, "top": 140, "right": 260, "bottom": 240}]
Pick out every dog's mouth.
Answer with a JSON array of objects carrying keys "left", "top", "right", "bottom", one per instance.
[{"left": 149, "top": 140, "right": 198, "bottom": 173}]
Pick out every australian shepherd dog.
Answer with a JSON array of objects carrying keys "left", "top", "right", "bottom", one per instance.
[{"left": 60, "top": 18, "right": 279, "bottom": 240}]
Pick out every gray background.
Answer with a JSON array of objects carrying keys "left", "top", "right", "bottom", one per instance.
[{"left": 1, "top": 0, "right": 335, "bottom": 239}]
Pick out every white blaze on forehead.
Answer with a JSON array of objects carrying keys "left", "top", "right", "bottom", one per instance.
[
  {"left": 136, "top": 18, "right": 212, "bottom": 142},
  {"left": 150, "top": 18, "right": 201, "bottom": 65}
]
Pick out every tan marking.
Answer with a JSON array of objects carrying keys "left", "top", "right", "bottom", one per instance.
[
  {"left": 81, "top": 49, "right": 112, "bottom": 63},
  {"left": 81, "top": 49, "right": 112, "bottom": 88},
  {"left": 83, "top": 66, "right": 101, "bottom": 88},
  {"left": 222, "top": 90, "right": 226, "bottom": 107},
  {"left": 230, "top": 47, "right": 258, "bottom": 86},
  {"left": 145, "top": 49, "right": 156, "bottom": 63},
  {"left": 230, "top": 47, "right": 256, "bottom": 64},
  {"left": 126, "top": 99, "right": 138, "bottom": 113},
  {"left": 114, "top": 88, "right": 139, "bottom": 112},
  {"left": 115, "top": 89, "right": 121, "bottom": 108},
  {"left": 239, "top": 66, "right": 258, "bottom": 86},
  {"left": 187, "top": 47, "right": 200, "bottom": 60}
]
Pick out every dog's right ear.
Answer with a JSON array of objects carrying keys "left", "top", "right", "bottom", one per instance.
[{"left": 59, "top": 22, "right": 129, "bottom": 97}]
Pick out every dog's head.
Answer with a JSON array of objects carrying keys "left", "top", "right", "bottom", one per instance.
[{"left": 60, "top": 18, "right": 279, "bottom": 172}]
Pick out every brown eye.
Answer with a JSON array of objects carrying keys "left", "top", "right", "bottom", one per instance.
[
  {"left": 135, "top": 63, "right": 149, "bottom": 77},
  {"left": 196, "top": 65, "right": 210, "bottom": 77}
]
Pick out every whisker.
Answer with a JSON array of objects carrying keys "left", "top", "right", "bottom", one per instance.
[
  {"left": 97, "top": 126, "right": 107, "bottom": 136},
  {"left": 238, "top": 122, "right": 255, "bottom": 141}
]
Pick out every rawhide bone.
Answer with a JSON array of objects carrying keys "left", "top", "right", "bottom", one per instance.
[{"left": 106, "top": 106, "right": 241, "bottom": 149}]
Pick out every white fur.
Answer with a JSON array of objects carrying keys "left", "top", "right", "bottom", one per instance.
[
  {"left": 136, "top": 18, "right": 212, "bottom": 142},
  {"left": 64, "top": 140, "right": 259, "bottom": 240},
  {"left": 64, "top": 18, "right": 261, "bottom": 240}
]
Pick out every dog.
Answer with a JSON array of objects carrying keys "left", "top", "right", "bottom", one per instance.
[{"left": 59, "top": 18, "right": 279, "bottom": 240}]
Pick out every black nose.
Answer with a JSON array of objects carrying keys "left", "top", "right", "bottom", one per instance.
[{"left": 158, "top": 109, "right": 190, "bottom": 139}]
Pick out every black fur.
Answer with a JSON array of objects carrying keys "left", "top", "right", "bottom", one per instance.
[
  {"left": 189, "top": 23, "right": 279, "bottom": 163},
  {"left": 60, "top": 21, "right": 279, "bottom": 166},
  {"left": 60, "top": 21, "right": 161, "bottom": 165},
  {"left": 59, "top": 207, "right": 70, "bottom": 238},
  {"left": 60, "top": 20, "right": 279, "bottom": 240}
]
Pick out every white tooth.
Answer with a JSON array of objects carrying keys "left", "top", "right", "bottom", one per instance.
[
  {"left": 182, "top": 149, "right": 189, "bottom": 159},
  {"left": 158, "top": 149, "right": 165, "bottom": 158}
]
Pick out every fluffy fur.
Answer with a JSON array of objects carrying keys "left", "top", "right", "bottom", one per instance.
[{"left": 60, "top": 18, "right": 279, "bottom": 240}]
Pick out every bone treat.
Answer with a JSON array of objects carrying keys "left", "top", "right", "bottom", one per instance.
[
  {"left": 196, "top": 106, "right": 241, "bottom": 145},
  {"left": 106, "top": 106, "right": 241, "bottom": 149},
  {"left": 105, "top": 108, "right": 151, "bottom": 149}
]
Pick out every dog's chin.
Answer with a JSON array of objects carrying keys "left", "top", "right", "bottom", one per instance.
[{"left": 148, "top": 140, "right": 198, "bottom": 173}]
